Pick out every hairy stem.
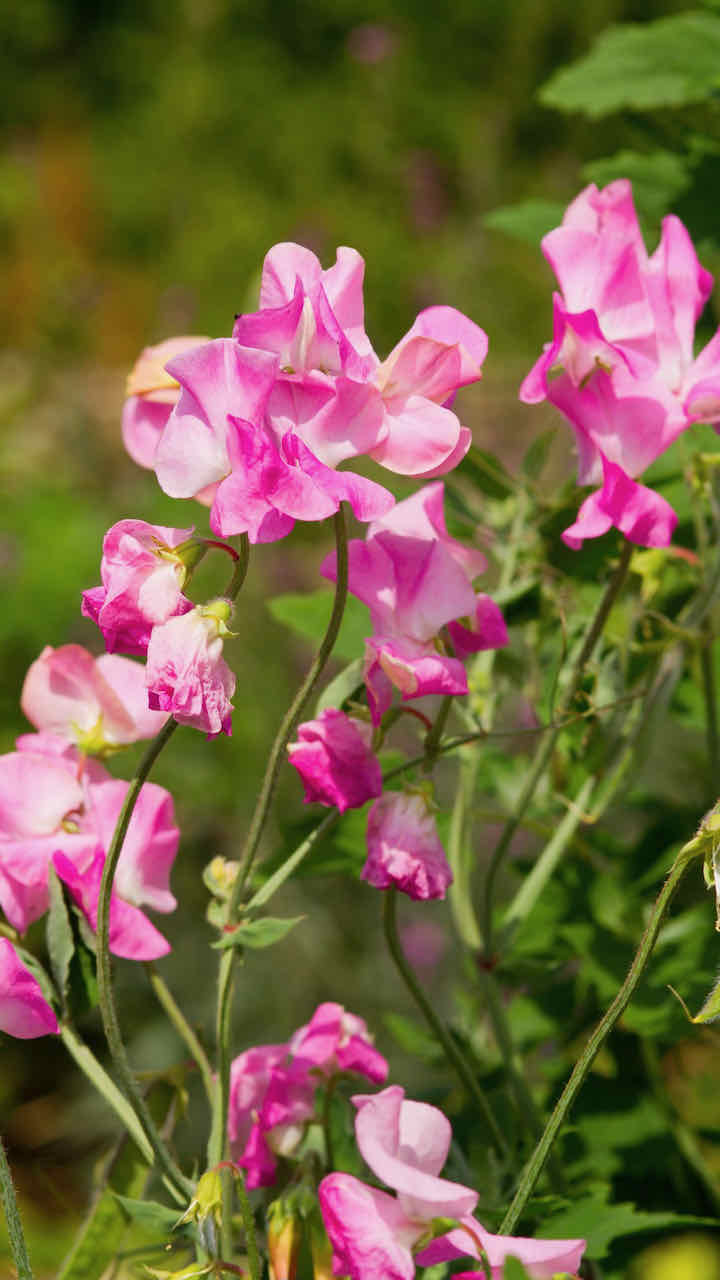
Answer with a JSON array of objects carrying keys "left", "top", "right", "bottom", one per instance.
[
  {"left": 499, "top": 840, "right": 700, "bottom": 1233},
  {"left": 382, "top": 888, "right": 510, "bottom": 1162},
  {"left": 96, "top": 717, "right": 192, "bottom": 1199},
  {"left": 0, "top": 1136, "right": 33, "bottom": 1280}
]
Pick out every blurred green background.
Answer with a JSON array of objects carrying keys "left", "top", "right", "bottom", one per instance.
[{"left": 5, "top": 0, "right": 720, "bottom": 1275}]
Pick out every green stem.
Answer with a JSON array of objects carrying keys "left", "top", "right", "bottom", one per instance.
[
  {"left": 422, "top": 694, "right": 455, "bottom": 769},
  {"left": 96, "top": 717, "right": 192, "bottom": 1199},
  {"left": 245, "top": 811, "right": 339, "bottom": 914},
  {"left": 481, "top": 540, "right": 634, "bottom": 955},
  {"left": 145, "top": 963, "right": 216, "bottom": 1110},
  {"left": 382, "top": 888, "right": 510, "bottom": 1162},
  {"left": 700, "top": 620, "right": 719, "bottom": 794},
  {"left": 59, "top": 1023, "right": 155, "bottom": 1167},
  {"left": 447, "top": 749, "right": 483, "bottom": 950},
  {"left": 210, "top": 508, "right": 349, "bottom": 1171},
  {"left": 0, "top": 1136, "right": 33, "bottom": 1280},
  {"left": 224, "top": 533, "right": 250, "bottom": 599},
  {"left": 235, "top": 1169, "right": 260, "bottom": 1280},
  {"left": 499, "top": 840, "right": 700, "bottom": 1234}
]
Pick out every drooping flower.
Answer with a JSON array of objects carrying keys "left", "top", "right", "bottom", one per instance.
[
  {"left": 322, "top": 482, "right": 506, "bottom": 724},
  {"left": 145, "top": 601, "right": 236, "bottom": 736},
  {"left": 0, "top": 939, "right": 58, "bottom": 1039},
  {"left": 287, "top": 709, "right": 382, "bottom": 813},
  {"left": 288, "top": 1001, "right": 388, "bottom": 1083},
  {"left": 363, "top": 791, "right": 452, "bottom": 901},
  {"left": 521, "top": 179, "right": 720, "bottom": 548},
  {"left": 21, "top": 645, "right": 167, "bottom": 752},
  {"left": 82, "top": 519, "right": 196, "bottom": 656}
]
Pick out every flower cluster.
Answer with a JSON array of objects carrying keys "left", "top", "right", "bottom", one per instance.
[
  {"left": 228, "top": 1002, "right": 388, "bottom": 1187},
  {"left": 522, "top": 179, "right": 720, "bottom": 547},
  {"left": 123, "top": 245, "right": 488, "bottom": 542},
  {"left": 318, "top": 1086, "right": 585, "bottom": 1280}
]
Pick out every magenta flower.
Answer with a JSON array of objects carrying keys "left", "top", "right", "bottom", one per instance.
[
  {"left": 0, "top": 939, "right": 58, "bottom": 1039},
  {"left": 0, "top": 744, "right": 179, "bottom": 935},
  {"left": 82, "top": 519, "right": 195, "bottom": 655},
  {"left": 287, "top": 709, "right": 382, "bottom": 813},
  {"left": 21, "top": 645, "right": 167, "bottom": 751},
  {"left": 522, "top": 179, "right": 720, "bottom": 547},
  {"left": 415, "top": 1214, "right": 586, "bottom": 1279},
  {"left": 323, "top": 483, "right": 506, "bottom": 724},
  {"left": 289, "top": 1001, "right": 388, "bottom": 1082},
  {"left": 363, "top": 792, "right": 452, "bottom": 901},
  {"left": 122, "top": 335, "right": 210, "bottom": 473},
  {"left": 145, "top": 602, "right": 236, "bottom": 736},
  {"left": 318, "top": 1086, "right": 478, "bottom": 1280}
]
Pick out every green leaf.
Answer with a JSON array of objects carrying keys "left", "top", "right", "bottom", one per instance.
[
  {"left": 316, "top": 657, "right": 365, "bottom": 713},
  {"left": 112, "top": 1194, "right": 182, "bottom": 1232},
  {"left": 459, "top": 446, "right": 516, "bottom": 498},
  {"left": 693, "top": 972, "right": 720, "bottom": 1022},
  {"left": 46, "top": 865, "right": 75, "bottom": 1008},
  {"left": 267, "top": 590, "right": 370, "bottom": 662},
  {"left": 540, "top": 13, "right": 720, "bottom": 118},
  {"left": 212, "top": 914, "right": 305, "bottom": 950},
  {"left": 581, "top": 149, "right": 691, "bottom": 225},
  {"left": 483, "top": 199, "right": 565, "bottom": 246},
  {"left": 538, "top": 1189, "right": 720, "bottom": 1258}
]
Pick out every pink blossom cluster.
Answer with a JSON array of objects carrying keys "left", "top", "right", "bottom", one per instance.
[
  {"left": 83, "top": 519, "right": 236, "bottom": 737},
  {"left": 228, "top": 1002, "right": 388, "bottom": 1188},
  {"left": 318, "top": 1085, "right": 585, "bottom": 1280},
  {"left": 121, "top": 244, "right": 488, "bottom": 542},
  {"left": 522, "top": 179, "right": 720, "bottom": 548},
  {"left": 0, "top": 646, "right": 181, "bottom": 1013}
]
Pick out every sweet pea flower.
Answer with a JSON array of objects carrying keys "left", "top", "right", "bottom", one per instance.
[
  {"left": 323, "top": 483, "right": 505, "bottom": 724},
  {"left": 521, "top": 179, "right": 720, "bottom": 547},
  {"left": 318, "top": 1086, "right": 478, "bottom": 1280},
  {"left": 287, "top": 709, "right": 382, "bottom": 813},
  {"left": 82, "top": 520, "right": 196, "bottom": 655},
  {"left": 0, "top": 939, "right": 58, "bottom": 1039},
  {"left": 228, "top": 1003, "right": 387, "bottom": 1189},
  {"left": 415, "top": 1215, "right": 586, "bottom": 1279},
  {"left": 145, "top": 601, "right": 236, "bottom": 736},
  {"left": 122, "top": 335, "right": 210, "bottom": 472},
  {"left": 363, "top": 791, "right": 452, "bottom": 901},
  {"left": 21, "top": 645, "right": 167, "bottom": 752},
  {"left": 53, "top": 848, "right": 170, "bottom": 961},
  {"left": 0, "top": 745, "right": 179, "bottom": 934}
]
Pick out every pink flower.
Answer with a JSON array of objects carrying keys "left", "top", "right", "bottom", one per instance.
[
  {"left": 0, "top": 939, "right": 58, "bottom": 1039},
  {"left": 323, "top": 483, "right": 505, "bottom": 724},
  {"left": 318, "top": 1086, "right": 478, "bottom": 1279},
  {"left": 416, "top": 1214, "right": 586, "bottom": 1279},
  {"left": 287, "top": 710, "right": 382, "bottom": 813},
  {"left": 82, "top": 519, "right": 196, "bottom": 655},
  {"left": 521, "top": 179, "right": 720, "bottom": 547},
  {"left": 122, "top": 335, "right": 210, "bottom": 472},
  {"left": 363, "top": 792, "right": 452, "bottom": 901},
  {"left": 21, "top": 645, "right": 167, "bottom": 752},
  {"left": 0, "top": 745, "right": 179, "bottom": 934},
  {"left": 289, "top": 1001, "right": 388, "bottom": 1082},
  {"left": 145, "top": 602, "right": 236, "bottom": 736},
  {"left": 53, "top": 848, "right": 170, "bottom": 961}
]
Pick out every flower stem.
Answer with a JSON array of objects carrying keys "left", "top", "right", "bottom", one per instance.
[
  {"left": 499, "top": 839, "right": 700, "bottom": 1234},
  {"left": 0, "top": 1136, "right": 33, "bottom": 1280},
  {"left": 235, "top": 1168, "right": 261, "bottom": 1280},
  {"left": 382, "top": 887, "right": 510, "bottom": 1162},
  {"left": 96, "top": 716, "right": 193, "bottom": 1199},
  {"left": 481, "top": 539, "right": 634, "bottom": 955},
  {"left": 224, "top": 533, "right": 250, "bottom": 599},
  {"left": 210, "top": 508, "right": 349, "bottom": 1172},
  {"left": 145, "top": 962, "right": 216, "bottom": 1110}
]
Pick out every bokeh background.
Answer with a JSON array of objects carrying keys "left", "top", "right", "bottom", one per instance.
[{"left": 3, "top": 0, "right": 719, "bottom": 1274}]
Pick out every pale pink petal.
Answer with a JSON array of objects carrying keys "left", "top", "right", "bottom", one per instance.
[
  {"left": 0, "top": 750, "right": 83, "bottom": 839},
  {"left": 368, "top": 481, "right": 487, "bottom": 579},
  {"left": 121, "top": 397, "right": 172, "bottom": 469},
  {"left": 0, "top": 939, "right": 58, "bottom": 1038},
  {"left": 95, "top": 655, "right": 167, "bottom": 740},
  {"left": 369, "top": 395, "right": 462, "bottom": 476},
  {"left": 417, "top": 1213, "right": 586, "bottom": 1280},
  {"left": 259, "top": 243, "right": 323, "bottom": 309},
  {"left": 84, "top": 778, "right": 178, "bottom": 913}
]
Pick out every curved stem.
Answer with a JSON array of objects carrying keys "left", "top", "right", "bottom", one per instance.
[
  {"left": 210, "top": 508, "right": 349, "bottom": 1170},
  {"left": 481, "top": 539, "right": 634, "bottom": 955},
  {"left": 96, "top": 717, "right": 192, "bottom": 1199},
  {"left": 145, "top": 963, "right": 215, "bottom": 1109},
  {"left": 0, "top": 1136, "right": 33, "bottom": 1280},
  {"left": 382, "top": 888, "right": 510, "bottom": 1162},
  {"left": 224, "top": 533, "right": 250, "bottom": 599},
  {"left": 499, "top": 841, "right": 699, "bottom": 1233},
  {"left": 422, "top": 694, "right": 455, "bottom": 769}
]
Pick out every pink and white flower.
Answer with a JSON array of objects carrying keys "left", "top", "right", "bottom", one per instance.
[
  {"left": 145, "top": 602, "right": 236, "bottom": 736},
  {"left": 363, "top": 792, "right": 452, "bottom": 901},
  {"left": 287, "top": 709, "right": 382, "bottom": 813},
  {"left": 21, "top": 645, "right": 167, "bottom": 751},
  {"left": 0, "top": 938, "right": 58, "bottom": 1039},
  {"left": 82, "top": 519, "right": 196, "bottom": 655}
]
